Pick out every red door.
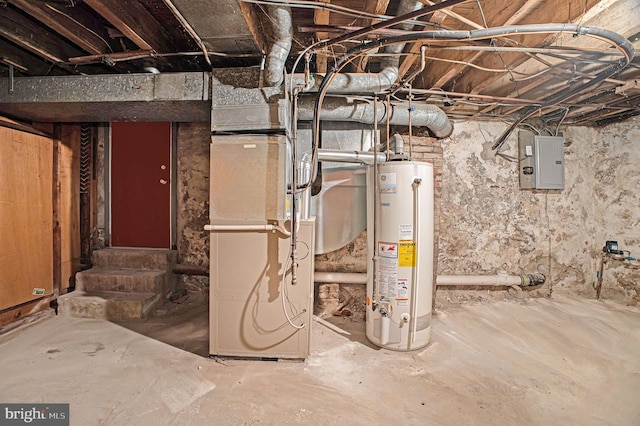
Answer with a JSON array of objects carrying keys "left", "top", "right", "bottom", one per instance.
[{"left": 111, "top": 122, "right": 171, "bottom": 248}]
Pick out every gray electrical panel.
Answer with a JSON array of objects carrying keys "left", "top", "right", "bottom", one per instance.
[{"left": 518, "top": 131, "right": 564, "bottom": 190}]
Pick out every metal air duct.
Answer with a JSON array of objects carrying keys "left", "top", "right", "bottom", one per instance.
[
  {"left": 268, "top": 1, "right": 423, "bottom": 93},
  {"left": 265, "top": 5, "right": 293, "bottom": 87},
  {"left": 298, "top": 96, "right": 453, "bottom": 138}
]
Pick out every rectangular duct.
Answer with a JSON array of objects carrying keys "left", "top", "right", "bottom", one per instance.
[
  {"left": 210, "top": 68, "right": 287, "bottom": 132},
  {"left": 210, "top": 134, "right": 287, "bottom": 222}
]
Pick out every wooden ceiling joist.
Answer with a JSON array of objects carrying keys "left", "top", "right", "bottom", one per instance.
[
  {"left": 314, "top": 0, "right": 332, "bottom": 73},
  {"left": 355, "top": 0, "right": 390, "bottom": 71},
  {"left": 0, "top": 6, "right": 84, "bottom": 65},
  {"left": 449, "top": 0, "right": 600, "bottom": 95},
  {"left": 412, "top": 0, "right": 536, "bottom": 90},
  {"left": 0, "top": 38, "right": 54, "bottom": 76},
  {"left": 398, "top": 0, "right": 471, "bottom": 81},
  {"left": 83, "top": 0, "right": 173, "bottom": 53},
  {"left": 237, "top": 0, "right": 269, "bottom": 55},
  {"left": 8, "top": 0, "right": 111, "bottom": 56}
]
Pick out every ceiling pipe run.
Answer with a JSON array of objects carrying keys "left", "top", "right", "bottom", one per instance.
[
  {"left": 298, "top": 96, "right": 453, "bottom": 138},
  {"left": 267, "top": 0, "right": 426, "bottom": 93},
  {"left": 306, "top": 0, "right": 423, "bottom": 93}
]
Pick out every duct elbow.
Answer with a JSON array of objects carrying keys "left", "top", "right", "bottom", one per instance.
[
  {"left": 266, "top": 39, "right": 292, "bottom": 86},
  {"left": 415, "top": 106, "right": 453, "bottom": 139},
  {"left": 265, "top": 5, "right": 293, "bottom": 87},
  {"left": 390, "top": 104, "right": 453, "bottom": 139}
]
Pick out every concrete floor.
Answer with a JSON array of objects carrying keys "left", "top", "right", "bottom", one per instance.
[{"left": 1, "top": 295, "right": 639, "bottom": 425}]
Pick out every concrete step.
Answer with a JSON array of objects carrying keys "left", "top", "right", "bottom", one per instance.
[
  {"left": 76, "top": 268, "right": 166, "bottom": 294},
  {"left": 92, "top": 248, "right": 177, "bottom": 271},
  {"left": 58, "top": 290, "right": 162, "bottom": 321}
]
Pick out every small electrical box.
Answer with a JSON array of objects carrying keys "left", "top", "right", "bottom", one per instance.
[{"left": 518, "top": 130, "right": 564, "bottom": 190}]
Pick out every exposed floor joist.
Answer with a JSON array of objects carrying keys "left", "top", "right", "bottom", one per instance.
[
  {"left": 83, "top": 0, "right": 172, "bottom": 53},
  {"left": 314, "top": 0, "right": 332, "bottom": 73},
  {"left": 0, "top": 6, "right": 84, "bottom": 68},
  {"left": 8, "top": 0, "right": 112, "bottom": 56}
]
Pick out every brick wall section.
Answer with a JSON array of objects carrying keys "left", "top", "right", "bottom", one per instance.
[{"left": 315, "top": 283, "right": 340, "bottom": 316}]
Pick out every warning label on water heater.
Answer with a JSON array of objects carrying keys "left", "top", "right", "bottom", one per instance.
[
  {"left": 378, "top": 243, "right": 398, "bottom": 299},
  {"left": 398, "top": 241, "right": 416, "bottom": 267},
  {"left": 378, "top": 261, "right": 397, "bottom": 298},
  {"left": 378, "top": 242, "right": 398, "bottom": 258},
  {"left": 396, "top": 278, "right": 409, "bottom": 306}
]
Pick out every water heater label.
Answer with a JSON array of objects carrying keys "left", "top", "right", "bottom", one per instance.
[
  {"left": 378, "top": 242, "right": 398, "bottom": 258},
  {"left": 379, "top": 173, "right": 397, "bottom": 193},
  {"left": 378, "top": 254, "right": 398, "bottom": 299},
  {"left": 398, "top": 241, "right": 416, "bottom": 267},
  {"left": 399, "top": 224, "right": 413, "bottom": 240},
  {"left": 397, "top": 278, "right": 409, "bottom": 300}
]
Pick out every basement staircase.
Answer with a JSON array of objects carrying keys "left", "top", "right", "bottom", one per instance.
[{"left": 58, "top": 248, "right": 177, "bottom": 320}]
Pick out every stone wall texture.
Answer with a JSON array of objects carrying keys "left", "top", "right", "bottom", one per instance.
[
  {"left": 170, "top": 118, "right": 640, "bottom": 305},
  {"left": 176, "top": 123, "right": 210, "bottom": 292},
  {"left": 440, "top": 118, "right": 640, "bottom": 304}
]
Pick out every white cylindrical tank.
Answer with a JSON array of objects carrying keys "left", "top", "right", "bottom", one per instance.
[{"left": 366, "top": 161, "right": 434, "bottom": 351}]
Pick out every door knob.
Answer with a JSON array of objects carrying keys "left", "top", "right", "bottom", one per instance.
[{"left": 160, "top": 179, "right": 168, "bottom": 185}]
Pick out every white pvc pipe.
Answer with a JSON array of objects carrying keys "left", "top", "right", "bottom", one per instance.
[
  {"left": 314, "top": 271, "right": 367, "bottom": 284},
  {"left": 204, "top": 224, "right": 291, "bottom": 236},
  {"left": 380, "top": 316, "right": 390, "bottom": 345},
  {"left": 313, "top": 273, "right": 532, "bottom": 287},
  {"left": 436, "top": 274, "right": 523, "bottom": 286},
  {"left": 410, "top": 177, "right": 421, "bottom": 345}
]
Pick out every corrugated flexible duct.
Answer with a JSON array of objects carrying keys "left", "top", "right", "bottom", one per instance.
[
  {"left": 264, "top": 1, "right": 452, "bottom": 136},
  {"left": 265, "top": 4, "right": 293, "bottom": 87},
  {"left": 266, "top": 1, "right": 423, "bottom": 94},
  {"left": 298, "top": 96, "right": 453, "bottom": 138}
]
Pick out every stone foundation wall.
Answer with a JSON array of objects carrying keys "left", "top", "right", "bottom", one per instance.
[
  {"left": 439, "top": 119, "right": 640, "bottom": 305},
  {"left": 312, "top": 118, "right": 640, "bottom": 307},
  {"left": 176, "top": 123, "right": 210, "bottom": 293},
  {"left": 168, "top": 117, "right": 640, "bottom": 307}
]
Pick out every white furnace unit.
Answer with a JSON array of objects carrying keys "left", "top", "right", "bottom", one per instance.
[
  {"left": 366, "top": 161, "right": 434, "bottom": 351},
  {"left": 207, "top": 135, "right": 315, "bottom": 359}
]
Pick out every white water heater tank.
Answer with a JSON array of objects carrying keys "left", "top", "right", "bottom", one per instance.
[{"left": 366, "top": 161, "right": 434, "bottom": 351}]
